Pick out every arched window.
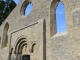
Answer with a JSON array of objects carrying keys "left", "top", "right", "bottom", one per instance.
[
  {"left": 20, "top": 0, "right": 33, "bottom": 16},
  {"left": 50, "top": 0, "right": 67, "bottom": 37},
  {"left": 2, "top": 23, "right": 9, "bottom": 48},
  {"left": 24, "top": 3, "right": 33, "bottom": 16},
  {"left": 56, "top": 2, "right": 66, "bottom": 33}
]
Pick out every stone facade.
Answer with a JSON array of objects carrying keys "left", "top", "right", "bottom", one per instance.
[{"left": 0, "top": 0, "right": 80, "bottom": 60}]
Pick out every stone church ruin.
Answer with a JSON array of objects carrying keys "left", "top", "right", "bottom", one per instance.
[{"left": 0, "top": 0, "right": 80, "bottom": 60}]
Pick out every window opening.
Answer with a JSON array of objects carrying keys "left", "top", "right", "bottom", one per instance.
[
  {"left": 56, "top": 2, "right": 67, "bottom": 33},
  {"left": 25, "top": 3, "right": 33, "bottom": 16}
]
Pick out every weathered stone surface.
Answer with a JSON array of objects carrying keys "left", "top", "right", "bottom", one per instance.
[{"left": 0, "top": 0, "right": 80, "bottom": 60}]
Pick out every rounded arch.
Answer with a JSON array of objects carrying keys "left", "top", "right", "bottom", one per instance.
[
  {"left": 20, "top": 0, "right": 33, "bottom": 16},
  {"left": 15, "top": 39, "right": 27, "bottom": 54},
  {"left": 50, "top": 0, "right": 66, "bottom": 7},
  {"left": 14, "top": 35, "right": 28, "bottom": 48},
  {"left": 19, "top": 42, "right": 27, "bottom": 54},
  {"left": 31, "top": 43, "right": 36, "bottom": 53},
  {"left": 10, "top": 36, "right": 31, "bottom": 60},
  {"left": 10, "top": 48, "right": 13, "bottom": 54},
  {"left": 50, "top": 0, "right": 66, "bottom": 37},
  {"left": 14, "top": 36, "right": 30, "bottom": 54},
  {"left": 2, "top": 22, "right": 9, "bottom": 48}
]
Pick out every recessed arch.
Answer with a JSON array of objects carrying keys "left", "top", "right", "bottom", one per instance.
[
  {"left": 14, "top": 36, "right": 30, "bottom": 60},
  {"left": 10, "top": 48, "right": 13, "bottom": 53},
  {"left": 14, "top": 35, "right": 28, "bottom": 49},
  {"left": 19, "top": 42, "right": 27, "bottom": 54},
  {"left": 17, "top": 41, "right": 27, "bottom": 53},
  {"left": 31, "top": 43, "right": 36, "bottom": 53},
  {"left": 14, "top": 38, "right": 27, "bottom": 54},
  {"left": 2, "top": 22, "right": 9, "bottom": 48},
  {"left": 13, "top": 37, "right": 30, "bottom": 60},
  {"left": 10, "top": 48, "right": 14, "bottom": 60},
  {"left": 50, "top": 0, "right": 67, "bottom": 37},
  {"left": 14, "top": 35, "right": 31, "bottom": 54}
]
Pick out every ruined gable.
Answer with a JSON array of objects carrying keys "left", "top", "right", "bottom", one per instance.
[{"left": 0, "top": 0, "right": 80, "bottom": 60}]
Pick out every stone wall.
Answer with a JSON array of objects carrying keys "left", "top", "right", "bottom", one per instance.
[{"left": 0, "top": 0, "right": 80, "bottom": 60}]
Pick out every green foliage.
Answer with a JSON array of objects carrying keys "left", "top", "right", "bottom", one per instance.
[
  {"left": 0, "top": 0, "right": 16, "bottom": 25},
  {"left": 6, "top": 43, "right": 8, "bottom": 47}
]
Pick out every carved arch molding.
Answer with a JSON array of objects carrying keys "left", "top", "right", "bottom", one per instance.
[{"left": 10, "top": 38, "right": 36, "bottom": 60}]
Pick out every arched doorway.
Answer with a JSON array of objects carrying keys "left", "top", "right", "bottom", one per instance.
[{"left": 12, "top": 38, "right": 30, "bottom": 60}]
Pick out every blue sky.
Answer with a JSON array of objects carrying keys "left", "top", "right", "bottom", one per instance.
[
  {"left": 56, "top": 2, "right": 66, "bottom": 33},
  {"left": 13, "top": 0, "right": 66, "bottom": 33}
]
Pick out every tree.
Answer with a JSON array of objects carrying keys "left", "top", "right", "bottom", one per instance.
[{"left": 0, "top": 0, "right": 16, "bottom": 25}]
